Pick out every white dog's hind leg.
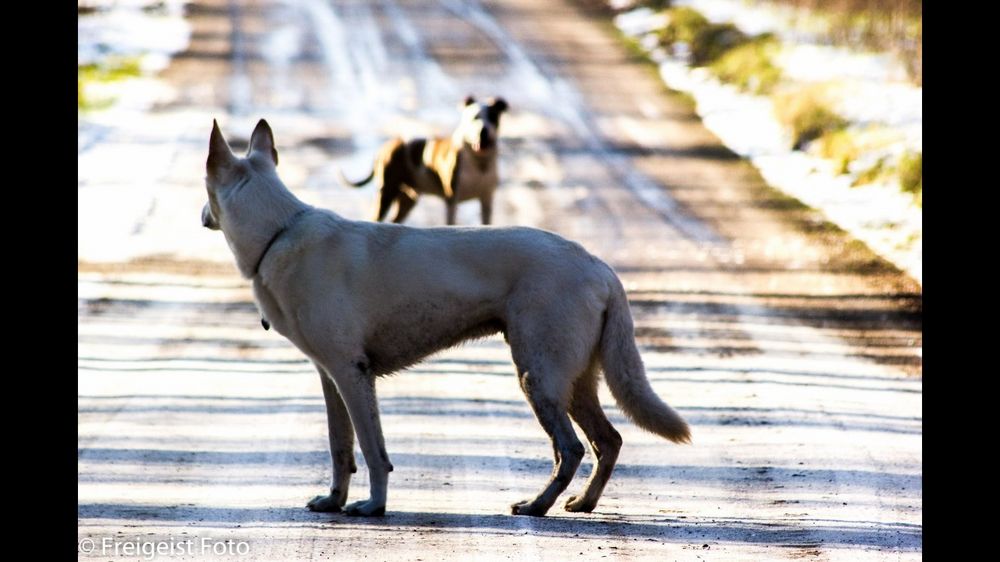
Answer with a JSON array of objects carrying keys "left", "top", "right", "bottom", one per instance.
[
  {"left": 307, "top": 364, "right": 357, "bottom": 512},
  {"left": 510, "top": 368, "right": 585, "bottom": 517},
  {"left": 325, "top": 360, "right": 392, "bottom": 517},
  {"left": 563, "top": 363, "right": 623, "bottom": 513},
  {"left": 505, "top": 298, "right": 605, "bottom": 516}
]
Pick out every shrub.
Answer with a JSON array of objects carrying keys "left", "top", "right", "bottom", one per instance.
[
  {"left": 78, "top": 56, "right": 143, "bottom": 110},
  {"left": 817, "top": 129, "right": 860, "bottom": 175},
  {"left": 657, "top": 6, "right": 709, "bottom": 50},
  {"left": 78, "top": 56, "right": 142, "bottom": 83},
  {"left": 690, "top": 22, "right": 748, "bottom": 65},
  {"left": 656, "top": 8, "right": 751, "bottom": 67},
  {"left": 852, "top": 156, "right": 888, "bottom": 186},
  {"left": 773, "top": 87, "right": 848, "bottom": 149},
  {"left": 708, "top": 33, "right": 782, "bottom": 94},
  {"left": 899, "top": 151, "right": 922, "bottom": 195},
  {"left": 638, "top": 0, "right": 673, "bottom": 10}
]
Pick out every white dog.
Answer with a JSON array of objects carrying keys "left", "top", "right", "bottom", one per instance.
[{"left": 201, "top": 119, "right": 690, "bottom": 517}]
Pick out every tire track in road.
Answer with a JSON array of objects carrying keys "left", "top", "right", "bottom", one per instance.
[
  {"left": 226, "top": 0, "right": 253, "bottom": 115},
  {"left": 296, "top": 0, "right": 390, "bottom": 152},
  {"left": 437, "top": 0, "right": 726, "bottom": 246}
]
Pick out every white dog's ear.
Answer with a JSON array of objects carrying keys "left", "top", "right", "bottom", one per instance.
[
  {"left": 248, "top": 118, "right": 279, "bottom": 166},
  {"left": 461, "top": 95, "right": 477, "bottom": 109},
  {"left": 207, "top": 119, "right": 238, "bottom": 180}
]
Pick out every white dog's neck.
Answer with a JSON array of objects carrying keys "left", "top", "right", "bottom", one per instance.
[{"left": 222, "top": 170, "right": 313, "bottom": 279}]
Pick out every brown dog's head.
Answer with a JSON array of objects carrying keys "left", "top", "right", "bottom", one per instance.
[{"left": 455, "top": 96, "right": 508, "bottom": 154}]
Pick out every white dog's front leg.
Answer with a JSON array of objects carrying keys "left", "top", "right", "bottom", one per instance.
[
  {"left": 307, "top": 364, "right": 357, "bottom": 513},
  {"left": 327, "top": 360, "right": 392, "bottom": 517}
]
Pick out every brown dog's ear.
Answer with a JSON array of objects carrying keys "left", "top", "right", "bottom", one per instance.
[
  {"left": 489, "top": 97, "right": 508, "bottom": 114},
  {"left": 207, "top": 119, "right": 238, "bottom": 179},
  {"left": 248, "top": 118, "right": 279, "bottom": 166},
  {"left": 487, "top": 97, "right": 508, "bottom": 126}
]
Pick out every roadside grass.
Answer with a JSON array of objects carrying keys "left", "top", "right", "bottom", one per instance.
[
  {"left": 78, "top": 55, "right": 143, "bottom": 110},
  {"left": 708, "top": 33, "right": 782, "bottom": 94},
  {"left": 833, "top": 141, "right": 921, "bottom": 208},
  {"left": 689, "top": 22, "right": 747, "bottom": 65},
  {"left": 656, "top": 6, "right": 781, "bottom": 94},
  {"left": 852, "top": 156, "right": 888, "bottom": 186},
  {"left": 898, "top": 151, "right": 922, "bottom": 205},
  {"left": 636, "top": 0, "right": 673, "bottom": 10},
  {"left": 772, "top": 85, "right": 848, "bottom": 149},
  {"left": 817, "top": 129, "right": 859, "bottom": 175},
  {"left": 656, "top": 6, "right": 709, "bottom": 52},
  {"left": 821, "top": 125, "right": 921, "bottom": 205},
  {"left": 817, "top": 125, "right": 901, "bottom": 176}
]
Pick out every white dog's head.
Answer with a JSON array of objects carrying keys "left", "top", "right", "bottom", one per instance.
[{"left": 201, "top": 119, "right": 279, "bottom": 231}]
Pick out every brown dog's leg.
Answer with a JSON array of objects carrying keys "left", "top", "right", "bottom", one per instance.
[
  {"left": 373, "top": 180, "right": 401, "bottom": 222},
  {"left": 393, "top": 188, "right": 418, "bottom": 223},
  {"left": 479, "top": 195, "right": 493, "bottom": 225}
]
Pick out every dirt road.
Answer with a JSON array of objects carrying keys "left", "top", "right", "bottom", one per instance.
[{"left": 78, "top": 0, "right": 922, "bottom": 559}]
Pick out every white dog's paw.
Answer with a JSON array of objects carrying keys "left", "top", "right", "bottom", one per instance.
[
  {"left": 344, "top": 499, "right": 386, "bottom": 517},
  {"left": 563, "top": 494, "right": 596, "bottom": 513},
  {"left": 510, "top": 499, "right": 550, "bottom": 517},
  {"left": 306, "top": 493, "right": 344, "bottom": 512}
]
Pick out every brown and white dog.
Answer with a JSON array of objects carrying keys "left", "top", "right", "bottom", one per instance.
[{"left": 341, "top": 96, "right": 508, "bottom": 225}]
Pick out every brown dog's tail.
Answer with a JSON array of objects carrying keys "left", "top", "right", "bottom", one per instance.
[
  {"left": 338, "top": 167, "right": 375, "bottom": 188},
  {"left": 599, "top": 280, "right": 691, "bottom": 444}
]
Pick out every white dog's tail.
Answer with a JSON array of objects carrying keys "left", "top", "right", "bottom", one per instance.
[{"left": 600, "top": 282, "right": 691, "bottom": 444}]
